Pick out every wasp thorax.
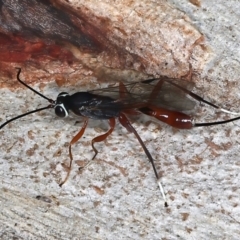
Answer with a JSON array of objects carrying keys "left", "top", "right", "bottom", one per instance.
[{"left": 55, "top": 92, "right": 70, "bottom": 117}]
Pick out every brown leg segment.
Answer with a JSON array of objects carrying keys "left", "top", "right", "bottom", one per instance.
[
  {"left": 147, "top": 78, "right": 165, "bottom": 103},
  {"left": 91, "top": 118, "right": 116, "bottom": 160},
  {"left": 59, "top": 118, "right": 89, "bottom": 187},
  {"left": 118, "top": 112, "right": 168, "bottom": 207},
  {"left": 118, "top": 113, "right": 159, "bottom": 180},
  {"left": 119, "top": 81, "right": 129, "bottom": 98}
]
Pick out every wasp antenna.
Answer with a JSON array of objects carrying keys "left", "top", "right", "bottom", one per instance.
[
  {"left": 15, "top": 68, "right": 54, "bottom": 104},
  {"left": 0, "top": 69, "right": 55, "bottom": 130},
  {"left": 0, "top": 105, "right": 53, "bottom": 130}
]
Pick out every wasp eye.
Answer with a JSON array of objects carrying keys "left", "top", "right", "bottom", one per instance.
[
  {"left": 55, "top": 105, "right": 67, "bottom": 117},
  {"left": 55, "top": 92, "right": 69, "bottom": 117}
]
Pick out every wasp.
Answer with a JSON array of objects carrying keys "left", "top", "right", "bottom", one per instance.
[{"left": 1, "top": 68, "right": 240, "bottom": 207}]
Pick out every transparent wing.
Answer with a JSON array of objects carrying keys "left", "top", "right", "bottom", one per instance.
[{"left": 89, "top": 77, "right": 197, "bottom": 112}]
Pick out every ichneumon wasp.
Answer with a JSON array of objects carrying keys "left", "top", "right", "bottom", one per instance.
[{"left": 1, "top": 68, "right": 240, "bottom": 207}]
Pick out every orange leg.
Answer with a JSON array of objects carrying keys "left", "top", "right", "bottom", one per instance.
[
  {"left": 59, "top": 118, "right": 89, "bottom": 187},
  {"left": 91, "top": 118, "right": 116, "bottom": 160}
]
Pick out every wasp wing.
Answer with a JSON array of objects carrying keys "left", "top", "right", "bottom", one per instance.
[{"left": 89, "top": 77, "right": 197, "bottom": 112}]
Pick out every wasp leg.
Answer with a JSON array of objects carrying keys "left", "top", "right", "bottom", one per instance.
[
  {"left": 59, "top": 118, "right": 89, "bottom": 187},
  {"left": 76, "top": 118, "right": 116, "bottom": 175},
  {"left": 91, "top": 118, "right": 116, "bottom": 160},
  {"left": 118, "top": 112, "right": 168, "bottom": 207}
]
